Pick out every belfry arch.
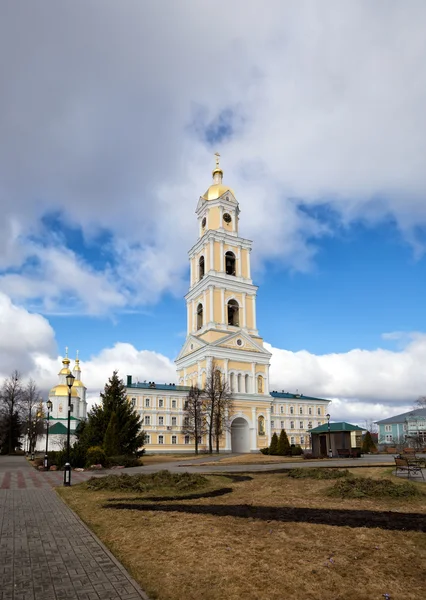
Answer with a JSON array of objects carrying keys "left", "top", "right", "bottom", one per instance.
[
  {"left": 227, "top": 299, "right": 239, "bottom": 326},
  {"left": 225, "top": 251, "right": 236, "bottom": 276}
]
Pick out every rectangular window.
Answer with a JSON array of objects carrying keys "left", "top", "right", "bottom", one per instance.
[
  {"left": 144, "top": 416, "right": 150, "bottom": 426},
  {"left": 145, "top": 435, "right": 150, "bottom": 444},
  {"left": 172, "top": 399, "right": 177, "bottom": 409},
  {"left": 281, "top": 421, "right": 284, "bottom": 429},
  {"left": 145, "top": 398, "right": 150, "bottom": 408},
  {"left": 317, "top": 421, "right": 321, "bottom": 427},
  {"left": 300, "top": 421, "right": 303, "bottom": 429},
  {"left": 171, "top": 435, "right": 177, "bottom": 444},
  {"left": 299, "top": 407, "right": 303, "bottom": 414},
  {"left": 290, "top": 421, "right": 294, "bottom": 429},
  {"left": 385, "top": 425, "right": 392, "bottom": 432},
  {"left": 300, "top": 436, "right": 304, "bottom": 445},
  {"left": 271, "top": 421, "right": 275, "bottom": 429},
  {"left": 159, "top": 399, "right": 164, "bottom": 408},
  {"left": 403, "top": 424, "right": 407, "bottom": 431},
  {"left": 290, "top": 407, "right": 294, "bottom": 414},
  {"left": 158, "top": 435, "right": 164, "bottom": 444},
  {"left": 271, "top": 406, "right": 274, "bottom": 414},
  {"left": 171, "top": 417, "right": 177, "bottom": 426},
  {"left": 317, "top": 408, "right": 321, "bottom": 415},
  {"left": 385, "top": 434, "right": 393, "bottom": 442},
  {"left": 184, "top": 401, "right": 189, "bottom": 410},
  {"left": 159, "top": 416, "right": 164, "bottom": 426},
  {"left": 184, "top": 435, "right": 190, "bottom": 445},
  {"left": 183, "top": 417, "right": 189, "bottom": 426},
  {"left": 280, "top": 405, "right": 284, "bottom": 414},
  {"left": 130, "top": 397, "right": 136, "bottom": 407},
  {"left": 290, "top": 437, "right": 295, "bottom": 445},
  {"left": 308, "top": 421, "right": 312, "bottom": 429}
]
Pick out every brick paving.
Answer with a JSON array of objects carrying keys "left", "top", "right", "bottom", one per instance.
[{"left": 0, "top": 456, "right": 149, "bottom": 600}]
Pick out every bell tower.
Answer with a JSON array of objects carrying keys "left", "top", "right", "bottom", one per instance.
[{"left": 175, "top": 155, "right": 271, "bottom": 400}]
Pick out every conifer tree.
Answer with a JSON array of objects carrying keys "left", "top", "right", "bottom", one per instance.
[
  {"left": 361, "top": 430, "right": 377, "bottom": 454},
  {"left": 277, "top": 429, "right": 291, "bottom": 456},
  {"left": 269, "top": 432, "right": 279, "bottom": 455},
  {"left": 80, "top": 371, "right": 145, "bottom": 456},
  {"left": 103, "top": 412, "right": 121, "bottom": 456}
]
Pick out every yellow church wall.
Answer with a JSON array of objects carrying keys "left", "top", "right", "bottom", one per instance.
[
  {"left": 228, "top": 360, "right": 252, "bottom": 372},
  {"left": 213, "top": 241, "right": 221, "bottom": 272},
  {"left": 213, "top": 289, "right": 223, "bottom": 322},
  {"left": 199, "top": 330, "right": 227, "bottom": 343},
  {"left": 241, "top": 248, "right": 249, "bottom": 278},
  {"left": 246, "top": 297, "right": 254, "bottom": 329},
  {"left": 208, "top": 206, "right": 221, "bottom": 231},
  {"left": 255, "top": 364, "right": 267, "bottom": 374}
]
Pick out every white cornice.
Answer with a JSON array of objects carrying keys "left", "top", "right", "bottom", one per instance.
[
  {"left": 188, "top": 229, "right": 252, "bottom": 257},
  {"left": 186, "top": 274, "right": 258, "bottom": 301},
  {"left": 175, "top": 343, "right": 271, "bottom": 369}
]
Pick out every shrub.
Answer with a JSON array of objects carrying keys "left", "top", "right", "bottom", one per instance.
[
  {"left": 107, "top": 455, "right": 141, "bottom": 468},
  {"left": 86, "top": 446, "right": 106, "bottom": 467},
  {"left": 277, "top": 429, "right": 291, "bottom": 456},
  {"left": 291, "top": 444, "right": 304, "bottom": 456},
  {"left": 260, "top": 448, "right": 269, "bottom": 455},
  {"left": 327, "top": 477, "right": 423, "bottom": 499},
  {"left": 287, "top": 467, "right": 352, "bottom": 479},
  {"left": 303, "top": 453, "right": 314, "bottom": 460},
  {"left": 269, "top": 432, "right": 279, "bottom": 455},
  {"left": 85, "top": 470, "right": 208, "bottom": 492}
]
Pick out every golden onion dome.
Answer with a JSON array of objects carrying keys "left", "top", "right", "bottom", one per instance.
[
  {"left": 202, "top": 183, "right": 235, "bottom": 201},
  {"left": 59, "top": 367, "right": 71, "bottom": 375},
  {"left": 72, "top": 379, "right": 85, "bottom": 388},
  {"left": 50, "top": 384, "right": 79, "bottom": 397}
]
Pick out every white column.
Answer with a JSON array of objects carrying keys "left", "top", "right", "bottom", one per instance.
[
  {"left": 220, "top": 240, "right": 224, "bottom": 272},
  {"left": 247, "top": 249, "right": 251, "bottom": 279},
  {"left": 197, "top": 362, "right": 202, "bottom": 387},
  {"left": 250, "top": 407, "right": 257, "bottom": 451},
  {"left": 221, "top": 288, "right": 225, "bottom": 325},
  {"left": 209, "top": 286, "right": 214, "bottom": 323},
  {"left": 266, "top": 408, "right": 271, "bottom": 444},
  {"left": 237, "top": 245, "right": 242, "bottom": 276},
  {"left": 252, "top": 295, "right": 257, "bottom": 329},
  {"left": 187, "top": 303, "right": 191, "bottom": 334},
  {"left": 190, "top": 257, "right": 193, "bottom": 286},
  {"left": 264, "top": 368, "right": 269, "bottom": 395},
  {"left": 251, "top": 363, "right": 256, "bottom": 394},
  {"left": 242, "top": 292, "right": 246, "bottom": 328},
  {"left": 191, "top": 300, "right": 195, "bottom": 332},
  {"left": 203, "top": 290, "right": 206, "bottom": 324},
  {"left": 224, "top": 358, "right": 229, "bottom": 383},
  {"left": 210, "top": 238, "right": 214, "bottom": 272}
]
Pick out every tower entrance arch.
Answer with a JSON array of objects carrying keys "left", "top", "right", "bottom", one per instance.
[{"left": 231, "top": 417, "right": 250, "bottom": 453}]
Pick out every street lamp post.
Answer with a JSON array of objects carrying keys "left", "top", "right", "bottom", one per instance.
[
  {"left": 326, "top": 413, "right": 332, "bottom": 458},
  {"left": 64, "top": 373, "right": 75, "bottom": 486},
  {"left": 44, "top": 400, "right": 53, "bottom": 471}
]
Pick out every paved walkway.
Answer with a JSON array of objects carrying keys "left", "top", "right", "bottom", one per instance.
[{"left": 0, "top": 456, "right": 149, "bottom": 600}]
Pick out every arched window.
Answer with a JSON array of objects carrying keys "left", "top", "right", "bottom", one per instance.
[
  {"left": 197, "top": 303, "right": 203, "bottom": 330},
  {"left": 227, "top": 299, "right": 239, "bottom": 326},
  {"left": 245, "top": 374, "right": 249, "bottom": 393},
  {"left": 258, "top": 416, "right": 265, "bottom": 435},
  {"left": 225, "top": 251, "right": 236, "bottom": 276},
  {"left": 237, "top": 373, "right": 241, "bottom": 392},
  {"left": 257, "top": 375, "right": 263, "bottom": 393},
  {"left": 199, "top": 255, "right": 205, "bottom": 279}
]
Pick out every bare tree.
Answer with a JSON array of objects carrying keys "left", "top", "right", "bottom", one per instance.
[
  {"left": 22, "top": 379, "right": 43, "bottom": 454},
  {"left": 362, "top": 419, "right": 378, "bottom": 434},
  {"left": 0, "top": 371, "right": 24, "bottom": 454},
  {"left": 181, "top": 386, "right": 207, "bottom": 455},
  {"left": 204, "top": 362, "right": 233, "bottom": 454}
]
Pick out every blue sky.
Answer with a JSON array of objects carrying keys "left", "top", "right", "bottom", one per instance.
[{"left": 1, "top": 1, "right": 426, "bottom": 423}]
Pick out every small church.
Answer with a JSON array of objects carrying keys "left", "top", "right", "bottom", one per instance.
[{"left": 43, "top": 351, "right": 88, "bottom": 450}]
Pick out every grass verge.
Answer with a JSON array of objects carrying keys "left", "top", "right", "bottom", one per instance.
[{"left": 59, "top": 468, "right": 426, "bottom": 600}]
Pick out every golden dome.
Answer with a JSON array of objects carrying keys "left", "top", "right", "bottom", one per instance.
[
  {"left": 72, "top": 379, "right": 85, "bottom": 388},
  {"left": 202, "top": 183, "right": 235, "bottom": 201},
  {"left": 50, "top": 384, "right": 79, "bottom": 397},
  {"left": 59, "top": 367, "right": 71, "bottom": 375}
]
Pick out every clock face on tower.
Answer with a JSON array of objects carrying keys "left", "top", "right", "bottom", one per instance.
[{"left": 223, "top": 213, "right": 232, "bottom": 224}]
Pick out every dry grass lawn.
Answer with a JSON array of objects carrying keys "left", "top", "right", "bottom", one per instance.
[
  {"left": 58, "top": 467, "right": 426, "bottom": 600},
  {"left": 141, "top": 454, "right": 200, "bottom": 465}
]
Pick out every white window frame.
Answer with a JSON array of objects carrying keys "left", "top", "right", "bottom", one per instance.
[
  {"left": 158, "top": 435, "right": 164, "bottom": 444},
  {"left": 171, "top": 435, "right": 177, "bottom": 444}
]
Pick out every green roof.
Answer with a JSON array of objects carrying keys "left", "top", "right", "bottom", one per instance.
[
  {"left": 309, "top": 422, "right": 364, "bottom": 434},
  {"left": 47, "top": 422, "right": 68, "bottom": 435},
  {"left": 48, "top": 416, "right": 80, "bottom": 421}
]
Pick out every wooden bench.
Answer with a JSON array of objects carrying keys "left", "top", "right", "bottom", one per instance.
[
  {"left": 337, "top": 448, "right": 361, "bottom": 458},
  {"left": 394, "top": 457, "right": 425, "bottom": 480}
]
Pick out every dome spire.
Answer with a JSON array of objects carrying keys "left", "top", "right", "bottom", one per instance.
[{"left": 212, "top": 151, "right": 223, "bottom": 184}]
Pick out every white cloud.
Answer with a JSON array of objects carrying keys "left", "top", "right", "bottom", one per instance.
[
  {"left": 267, "top": 334, "right": 426, "bottom": 412},
  {"left": 0, "top": 292, "right": 57, "bottom": 375},
  {"left": 1, "top": 2, "right": 426, "bottom": 312}
]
